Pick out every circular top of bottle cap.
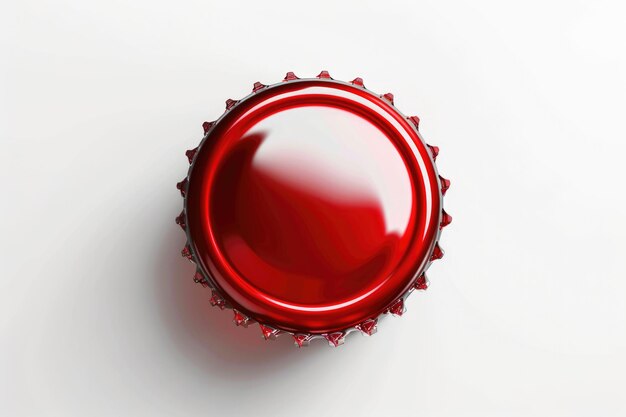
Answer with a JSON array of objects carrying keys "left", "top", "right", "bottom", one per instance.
[{"left": 177, "top": 72, "right": 450, "bottom": 346}]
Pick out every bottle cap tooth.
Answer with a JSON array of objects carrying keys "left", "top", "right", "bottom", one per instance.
[
  {"left": 210, "top": 289, "right": 226, "bottom": 309},
  {"left": 428, "top": 144, "right": 440, "bottom": 160},
  {"left": 176, "top": 178, "right": 188, "bottom": 197},
  {"left": 382, "top": 92, "right": 394, "bottom": 104},
  {"left": 317, "top": 70, "right": 332, "bottom": 79},
  {"left": 193, "top": 270, "right": 202, "bottom": 282},
  {"left": 388, "top": 298, "right": 405, "bottom": 316},
  {"left": 283, "top": 71, "right": 299, "bottom": 81},
  {"left": 259, "top": 324, "right": 279, "bottom": 340},
  {"left": 253, "top": 81, "right": 266, "bottom": 92},
  {"left": 325, "top": 332, "right": 345, "bottom": 347},
  {"left": 430, "top": 243, "right": 444, "bottom": 261},
  {"left": 439, "top": 176, "right": 450, "bottom": 195},
  {"left": 409, "top": 116, "right": 420, "bottom": 129},
  {"left": 175, "top": 210, "right": 186, "bottom": 230},
  {"left": 351, "top": 77, "right": 364, "bottom": 87},
  {"left": 440, "top": 209, "right": 452, "bottom": 228},
  {"left": 414, "top": 273, "right": 428, "bottom": 290},
  {"left": 185, "top": 147, "right": 197, "bottom": 164},
  {"left": 181, "top": 244, "right": 192, "bottom": 260},
  {"left": 356, "top": 318, "right": 378, "bottom": 336},
  {"left": 202, "top": 121, "right": 214, "bottom": 134},
  {"left": 293, "top": 334, "right": 312, "bottom": 347},
  {"left": 193, "top": 270, "right": 209, "bottom": 288},
  {"left": 225, "top": 99, "right": 237, "bottom": 110},
  {"left": 233, "top": 310, "right": 249, "bottom": 327}
]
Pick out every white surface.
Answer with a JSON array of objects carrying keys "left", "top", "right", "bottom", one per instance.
[{"left": 2, "top": 1, "right": 626, "bottom": 416}]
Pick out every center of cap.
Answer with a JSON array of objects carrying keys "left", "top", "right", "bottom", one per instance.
[{"left": 212, "top": 105, "right": 414, "bottom": 304}]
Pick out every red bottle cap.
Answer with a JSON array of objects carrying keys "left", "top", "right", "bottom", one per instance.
[{"left": 177, "top": 71, "right": 451, "bottom": 347}]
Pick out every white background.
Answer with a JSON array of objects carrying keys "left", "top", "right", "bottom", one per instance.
[{"left": 2, "top": 1, "right": 626, "bottom": 416}]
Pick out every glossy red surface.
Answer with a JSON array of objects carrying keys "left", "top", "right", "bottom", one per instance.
[{"left": 186, "top": 79, "right": 441, "bottom": 334}]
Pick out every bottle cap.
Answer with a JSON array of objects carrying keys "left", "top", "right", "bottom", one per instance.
[{"left": 177, "top": 71, "right": 451, "bottom": 347}]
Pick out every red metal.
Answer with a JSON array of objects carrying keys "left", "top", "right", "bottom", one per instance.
[
  {"left": 179, "top": 72, "right": 451, "bottom": 346},
  {"left": 388, "top": 299, "right": 405, "bottom": 317},
  {"left": 202, "top": 121, "right": 214, "bottom": 134},
  {"left": 414, "top": 274, "right": 429, "bottom": 290},
  {"left": 441, "top": 209, "right": 453, "bottom": 228},
  {"left": 259, "top": 324, "right": 280, "bottom": 340},
  {"left": 351, "top": 77, "right": 364, "bottom": 87},
  {"left": 325, "top": 332, "right": 345, "bottom": 347},
  {"left": 209, "top": 289, "right": 226, "bottom": 310},
  {"left": 253, "top": 82, "right": 266, "bottom": 93},
  {"left": 317, "top": 70, "right": 332, "bottom": 79},
  {"left": 185, "top": 148, "right": 197, "bottom": 164},
  {"left": 175, "top": 211, "right": 186, "bottom": 230},
  {"left": 233, "top": 310, "right": 249, "bottom": 327},
  {"left": 283, "top": 71, "right": 299, "bottom": 81},
  {"left": 293, "top": 334, "right": 313, "bottom": 347},
  {"left": 356, "top": 319, "right": 378, "bottom": 336},
  {"left": 428, "top": 144, "right": 439, "bottom": 160},
  {"left": 440, "top": 176, "right": 450, "bottom": 195},
  {"left": 181, "top": 244, "right": 192, "bottom": 261}
]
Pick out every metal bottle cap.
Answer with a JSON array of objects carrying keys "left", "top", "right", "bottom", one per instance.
[{"left": 177, "top": 71, "right": 451, "bottom": 347}]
